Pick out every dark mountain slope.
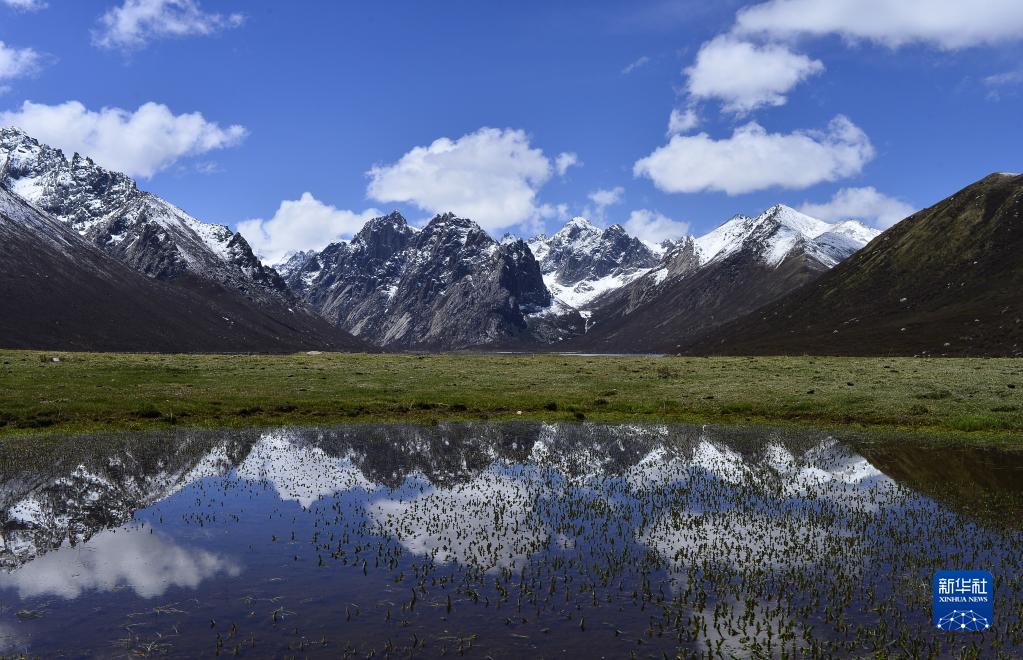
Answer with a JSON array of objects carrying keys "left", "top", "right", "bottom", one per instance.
[
  {"left": 682, "top": 173, "right": 1023, "bottom": 356},
  {"left": 0, "top": 186, "right": 367, "bottom": 353}
]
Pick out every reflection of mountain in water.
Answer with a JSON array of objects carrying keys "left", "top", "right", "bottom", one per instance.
[
  {"left": 3, "top": 423, "right": 1021, "bottom": 575},
  {"left": 0, "top": 432, "right": 254, "bottom": 570},
  {"left": 1, "top": 423, "right": 905, "bottom": 574},
  {"left": 0, "top": 423, "right": 1019, "bottom": 658}
]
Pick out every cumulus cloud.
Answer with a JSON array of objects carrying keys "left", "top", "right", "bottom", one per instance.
[
  {"left": 634, "top": 115, "right": 874, "bottom": 195},
  {"left": 0, "top": 41, "right": 43, "bottom": 81},
  {"left": 798, "top": 186, "right": 915, "bottom": 228},
  {"left": 735, "top": 0, "right": 1023, "bottom": 50},
  {"left": 586, "top": 186, "right": 624, "bottom": 222},
  {"left": 685, "top": 35, "right": 824, "bottom": 113},
  {"left": 1, "top": 0, "right": 46, "bottom": 11},
  {"left": 537, "top": 202, "right": 569, "bottom": 221},
  {"left": 555, "top": 151, "right": 580, "bottom": 176},
  {"left": 94, "top": 0, "right": 244, "bottom": 51},
  {"left": 237, "top": 194, "right": 382, "bottom": 265},
  {"left": 366, "top": 127, "right": 556, "bottom": 232},
  {"left": 624, "top": 209, "right": 691, "bottom": 244},
  {"left": 667, "top": 108, "right": 699, "bottom": 135},
  {"left": 622, "top": 55, "right": 651, "bottom": 74},
  {"left": 0, "top": 100, "right": 247, "bottom": 178},
  {"left": 587, "top": 186, "right": 624, "bottom": 208}
]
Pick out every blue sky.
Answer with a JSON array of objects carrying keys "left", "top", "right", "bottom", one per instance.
[{"left": 1, "top": 0, "right": 1021, "bottom": 261}]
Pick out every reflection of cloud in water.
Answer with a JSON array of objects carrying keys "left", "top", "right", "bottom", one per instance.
[
  {"left": 0, "top": 622, "right": 27, "bottom": 656},
  {"left": 636, "top": 439, "right": 897, "bottom": 575},
  {"left": 366, "top": 466, "right": 546, "bottom": 571},
  {"left": 639, "top": 508, "right": 840, "bottom": 573},
  {"left": 235, "top": 432, "right": 371, "bottom": 507},
  {"left": 766, "top": 441, "right": 893, "bottom": 496},
  {"left": 0, "top": 525, "right": 240, "bottom": 599}
]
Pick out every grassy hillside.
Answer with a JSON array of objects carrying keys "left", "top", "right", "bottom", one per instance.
[
  {"left": 684, "top": 173, "right": 1023, "bottom": 356},
  {"left": 1, "top": 350, "right": 1021, "bottom": 443}
]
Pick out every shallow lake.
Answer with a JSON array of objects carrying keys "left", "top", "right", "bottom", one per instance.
[{"left": 1, "top": 423, "right": 1021, "bottom": 657}]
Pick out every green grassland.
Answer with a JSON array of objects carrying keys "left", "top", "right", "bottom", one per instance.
[{"left": 1, "top": 350, "right": 1021, "bottom": 443}]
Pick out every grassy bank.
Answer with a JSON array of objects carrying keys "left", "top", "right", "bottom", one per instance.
[{"left": 1, "top": 350, "right": 1021, "bottom": 442}]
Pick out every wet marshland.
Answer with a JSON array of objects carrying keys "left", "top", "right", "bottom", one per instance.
[{"left": 0, "top": 423, "right": 1021, "bottom": 658}]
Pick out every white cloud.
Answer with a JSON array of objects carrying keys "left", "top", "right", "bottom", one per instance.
[
  {"left": 554, "top": 151, "right": 580, "bottom": 176},
  {"left": 587, "top": 186, "right": 624, "bottom": 208},
  {"left": 366, "top": 127, "right": 555, "bottom": 232},
  {"left": 685, "top": 35, "right": 824, "bottom": 113},
  {"left": 584, "top": 186, "right": 625, "bottom": 223},
  {"left": 634, "top": 115, "right": 874, "bottom": 195},
  {"left": 624, "top": 209, "right": 691, "bottom": 244},
  {"left": 238, "top": 193, "right": 382, "bottom": 265},
  {"left": 537, "top": 202, "right": 569, "bottom": 221},
  {"left": 985, "top": 70, "right": 1023, "bottom": 87},
  {"left": 735, "top": 0, "right": 1023, "bottom": 50},
  {"left": 0, "top": 41, "right": 43, "bottom": 81},
  {"left": 0, "top": 100, "right": 247, "bottom": 178},
  {"left": 798, "top": 186, "right": 915, "bottom": 228},
  {"left": 667, "top": 107, "right": 699, "bottom": 135},
  {"left": 94, "top": 0, "right": 244, "bottom": 51},
  {"left": 622, "top": 55, "right": 651, "bottom": 74},
  {"left": 1, "top": 0, "right": 46, "bottom": 11}
]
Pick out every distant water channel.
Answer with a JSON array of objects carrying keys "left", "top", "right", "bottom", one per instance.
[{"left": 1, "top": 423, "right": 1021, "bottom": 657}]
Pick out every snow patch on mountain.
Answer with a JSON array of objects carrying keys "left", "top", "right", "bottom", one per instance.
[
  {"left": 542, "top": 269, "right": 649, "bottom": 310},
  {"left": 528, "top": 217, "right": 660, "bottom": 312}
]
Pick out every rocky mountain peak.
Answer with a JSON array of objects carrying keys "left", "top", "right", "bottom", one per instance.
[
  {"left": 531, "top": 217, "right": 660, "bottom": 289},
  {"left": 556, "top": 216, "right": 601, "bottom": 238},
  {"left": 290, "top": 210, "right": 555, "bottom": 349},
  {"left": 358, "top": 210, "right": 409, "bottom": 234},
  {"left": 352, "top": 211, "right": 416, "bottom": 261},
  {"left": 417, "top": 213, "right": 494, "bottom": 254},
  {"left": 694, "top": 205, "right": 879, "bottom": 268},
  {"left": 0, "top": 127, "right": 295, "bottom": 305}
]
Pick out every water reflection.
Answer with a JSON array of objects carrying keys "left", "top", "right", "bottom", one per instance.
[
  {"left": 0, "top": 524, "right": 240, "bottom": 599},
  {"left": 0, "top": 423, "right": 1019, "bottom": 657}
]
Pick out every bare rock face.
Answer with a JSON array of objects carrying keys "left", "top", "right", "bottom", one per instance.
[
  {"left": 288, "top": 212, "right": 553, "bottom": 350},
  {"left": 529, "top": 218, "right": 661, "bottom": 287}
]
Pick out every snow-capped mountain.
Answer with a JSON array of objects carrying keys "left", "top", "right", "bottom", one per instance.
[
  {"left": 279, "top": 205, "right": 877, "bottom": 351},
  {"left": 694, "top": 205, "right": 879, "bottom": 269},
  {"left": 0, "top": 127, "right": 291, "bottom": 305},
  {"left": 0, "top": 124, "right": 884, "bottom": 353},
  {"left": 527, "top": 217, "right": 661, "bottom": 311},
  {"left": 569, "top": 204, "right": 880, "bottom": 353},
  {"left": 0, "top": 180, "right": 366, "bottom": 351},
  {"left": 0, "top": 130, "right": 366, "bottom": 352},
  {"left": 285, "top": 212, "right": 555, "bottom": 349}
]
